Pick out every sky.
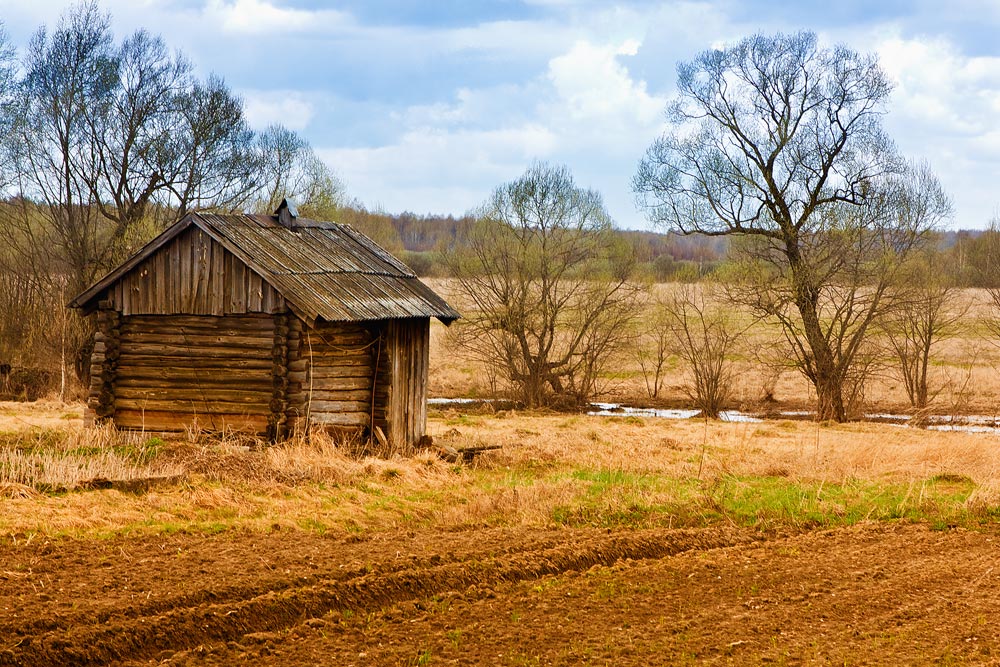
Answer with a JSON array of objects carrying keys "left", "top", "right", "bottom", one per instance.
[{"left": 2, "top": 0, "right": 1000, "bottom": 230}]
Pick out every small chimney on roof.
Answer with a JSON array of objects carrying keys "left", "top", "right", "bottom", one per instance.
[{"left": 275, "top": 197, "right": 299, "bottom": 228}]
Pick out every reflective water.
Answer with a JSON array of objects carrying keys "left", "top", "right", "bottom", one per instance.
[{"left": 429, "top": 398, "right": 1000, "bottom": 434}]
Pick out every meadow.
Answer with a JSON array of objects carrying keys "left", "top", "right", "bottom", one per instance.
[{"left": 4, "top": 287, "right": 1000, "bottom": 665}]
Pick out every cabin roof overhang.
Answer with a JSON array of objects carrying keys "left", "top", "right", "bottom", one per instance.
[{"left": 68, "top": 211, "right": 460, "bottom": 324}]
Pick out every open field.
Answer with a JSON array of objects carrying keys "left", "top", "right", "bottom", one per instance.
[
  {"left": 3, "top": 400, "right": 1000, "bottom": 664},
  {"left": 425, "top": 280, "right": 1000, "bottom": 418}
]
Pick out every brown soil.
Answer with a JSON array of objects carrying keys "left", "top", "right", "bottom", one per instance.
[{"left": 2, "top": 524, "right": 999, "bottom": 666}]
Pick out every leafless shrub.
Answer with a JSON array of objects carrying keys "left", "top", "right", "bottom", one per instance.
[
  {"left": 880, "top": 249, "right": 969, "bottom": 413},
  {"left": 445, "top": 163, "right": 644, "bottom": 409},
  {"left": 658, "top": 282, "right": 752, "bottom": 418}
]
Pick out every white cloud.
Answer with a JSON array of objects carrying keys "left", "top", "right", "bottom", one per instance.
[
  {"left": 202, "top": 0, "right": 351, "bottom": 35},
  {"left": 873, "top": 33, "right": 1000, "bottom": 225},
  {"left": 318, "top": 125, "right": 558, "bottom": 215},
  {"left": 315, "top": 36, "right": 667, "bottom": 225},
  {"left": 241, "top": 89, "right": 316, "bottom": 131},
  {"left": 546, "top": 39, "right": 665, "bottom": 127}
]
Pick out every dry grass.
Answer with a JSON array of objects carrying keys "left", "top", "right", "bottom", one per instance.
[
  {"left": 0, "top": 412, "right": 182, "bottom": 492},
  {"left": 426, "top": 280, "right": 1000, "bottom": 416},
  {"left": 1, "top": 399, "right": 999, "bottom": 538}
]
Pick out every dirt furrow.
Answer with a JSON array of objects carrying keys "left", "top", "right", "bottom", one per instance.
[{"left": 0, "top": 527, "right": 754, "bottom": 666}]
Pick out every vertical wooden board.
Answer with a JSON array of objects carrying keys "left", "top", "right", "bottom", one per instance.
[
  {"left": 138, "top": 261, "right": 148, "bottom": 314},
  {"left": 115, "top": 282, "right": 126, "bottom": 316},
  {"left": 177, "top": 231, "right": 191, "bottom": 313},
  {"left": 169, "top": 237, "right": 180, "bottom": 312},
  {"left": 378, "top": 319, "right": 430, "bottom": 449},
  {"left": 202, "top": 235, "right": 214, "bottom": 315},
  {"left": 228, "top": 255, "right": 247, "bottom": 314},
  {"left": 248, "top": 271, "right": 263, "bottom": 312},
  {"left": 194, "top": 230, "right": 210, "bottom": 314},
  {"left": 211, "top": 243, "right": 225, "bottom": 315},
  {"left": 154, "top": 249, "right": 166, "bottom": 312}
]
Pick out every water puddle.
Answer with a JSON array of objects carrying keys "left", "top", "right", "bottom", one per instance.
[
  {"left": 430, "top": 398, "right": 1000, "bottom": 434},
  {"left": 589, "top": 402, "right": 761, "bottom": 423}
]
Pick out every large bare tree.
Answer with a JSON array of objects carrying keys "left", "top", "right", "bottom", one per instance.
[
  {"left": 635, "top": 31, "right": 949, "bottom": 421},
  {"left": 447, "top": 163, "right": 642, "bottom": 409}
]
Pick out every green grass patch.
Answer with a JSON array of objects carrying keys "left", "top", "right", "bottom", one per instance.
[{"left": 701, "top": 475, "right": 981, "bottom": 529}]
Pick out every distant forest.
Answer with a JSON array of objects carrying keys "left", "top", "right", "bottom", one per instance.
[{"left": 341, "top": 205, "right": 987, "bottom": 284}]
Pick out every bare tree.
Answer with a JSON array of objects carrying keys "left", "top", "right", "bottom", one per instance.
[
  {"left": 163, "top": 74, "right": 258, "bottom": 218},
  {"left": 635, "top": 31, "right": 950, "bottom": 421},
  {"left": 633, "top": 296, "right": 673, "bottom": 400},
  {"left": 0, "top": 4, "right": 269, "bottom": 390},
  {"left": 880, "top": 246, "right": 968, "bottom": 412},
  {"left": 659, "top": 281, "right": 749, "bottom": 418},
  {"left": 252, "top": 124, "right": 347, "bottom": 217},
  {"left": 446, "top": 163, "right": 643, "bottom": 408},
  {"left": 83, "top": 28, "right": 192, "bottom": 252},
  {"left": 12, "top": 0, "right": 117, "bottom": 294}
]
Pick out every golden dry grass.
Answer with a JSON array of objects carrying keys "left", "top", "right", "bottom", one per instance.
[
  {"left": 426, "top": 279, "right": 1000, "bottom": 416},
  {"left": 1, "top": 399, "right": 998, "bottom": 538}
]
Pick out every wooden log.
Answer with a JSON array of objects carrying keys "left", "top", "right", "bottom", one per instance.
[
  {"left": 296, "top": 399, "right": 370, "bottom": 413},
  {"left": 307, "top": 376, "right": 373, "bottom": 392},
  {"left": 309, "top": 364, "right": 377, "bottom": 379},
  {"left": 310, "top": 331, "right": 375, "bottom": 346},
  {"left": 122, "top": 314, "right": 274, "bottom": 330},
  {"left": 115, "top": 366, "right": 272, "bottom": 381},
  {"left": 114, "top": 409, "right": 268, "bottom": 432},
  {"left": 308, "top": 412, "right": 370, "bottom": 427},
  {"left": 114, "top": 398, "right": 272, "bottom": 415},
  {"left": 118, "top": 342, "right": 272, "bottom": 359},
  {"left": 295, "top": 389, "right": 374, "bottom": 402},
  {"left": 115, "top": 387, "right": 271, "bottom": 403},
  {"left": 287, "top": 386, "right": 385, "bottom": 403},
  {"left": 120, "top": 332, "right": 273, "bottom": 347},
  {"left": 115, "top": 376, "right": 273, "bottom": 390},
  {"left": 116, "top": 355, "right": 272, "bottom": 370},
  {"left": 301, "top": 354, "right": 373, "bottom": 366}
]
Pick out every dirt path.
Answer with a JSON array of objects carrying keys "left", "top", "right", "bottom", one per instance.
[{"left": 1, "top": 524, "right": 998, "bottom": 666}]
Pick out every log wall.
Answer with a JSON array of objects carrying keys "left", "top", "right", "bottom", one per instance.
[
  {"left": 112, "top": 314, "right": 276, "bottom": 432},
  {"left": 87, "top": 303, "right": 121, "bottom": 424},
  {"left": 286, "top": 321, "right": 383, "bottom": 434},
  {"left": 283, "top": 318, "right": 430, "bottom": 448},
  {"left": 105, "top": 226, "right": 284, "bottom": 316}
]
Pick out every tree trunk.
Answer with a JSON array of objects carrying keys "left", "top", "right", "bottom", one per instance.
[{"left": 789, "top": 249, "right": 848, "bottom": 422}]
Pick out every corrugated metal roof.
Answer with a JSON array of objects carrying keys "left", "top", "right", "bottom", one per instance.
[{"left": 70, "top": 211, "right": 460, "bottom": 324}]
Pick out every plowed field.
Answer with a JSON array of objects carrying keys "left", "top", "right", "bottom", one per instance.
[{"left": 2, "top": 523, "right": 999, "bottom": 666}]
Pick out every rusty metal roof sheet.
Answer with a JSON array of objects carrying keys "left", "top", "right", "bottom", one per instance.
[{"left": 70, "top": 212, "right": 460, "bottom": 324}]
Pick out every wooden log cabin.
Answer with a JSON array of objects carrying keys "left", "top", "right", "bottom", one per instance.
[{"left": 69, "top": 200, "right": 459, "bottom": 449}]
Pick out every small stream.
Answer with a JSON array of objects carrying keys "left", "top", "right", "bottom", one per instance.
[{"left": 429, "top": 398, "right": 1000, "bottom": 434}]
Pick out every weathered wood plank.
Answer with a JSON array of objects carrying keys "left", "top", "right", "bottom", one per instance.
[
  {"left": 114, "top": 409, "right": 268, "bottom": 432},
  {"left": 115, "top": 355, "right": 273, "bottom": 370},
  {"left": 299, "top": 399, "right": 370, "bottom": 413},
  {"left": 119, "top": 333, "right": 273, "bottom": 348},
  {"left": 123, "top": 315, "right": 274, "bottom": 331},
  {"left": 308, "top": 412, "right": 370, "bottom": 427},
  {"left": 115, "top": 398, "right": 272, "bottom": 414},
  {"left": 306, "top": 376, "right": 373, "bottom": 391},
  {"left": 297, "top": 352, "right": 373, "bottom": 364},
  {"left": 211, "top": 236, "right": 225, "bottom": 315},
  {"left": 295, "top": 389, "right": 373, "bottom": 402},
  {"left": 119, "top": 342, "right": 273, "bottom": 359},
  {"left": 115, "top": 376, "right": 273, "bottom": 390},
  {"left": 116, "top": 386, "right": 270, "bottom": 403}
]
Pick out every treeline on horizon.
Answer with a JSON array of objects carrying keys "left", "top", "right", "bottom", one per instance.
[{"left": 349, "top": 206, "right": 994, "bottom": 286}]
